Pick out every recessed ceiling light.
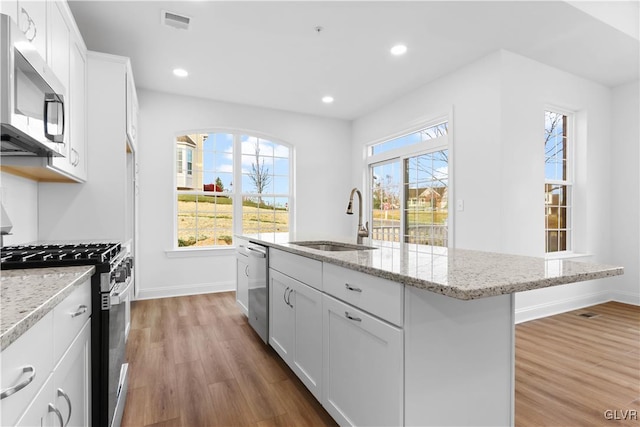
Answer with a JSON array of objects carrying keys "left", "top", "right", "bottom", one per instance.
[
  {"left": 322, "top": 96, "right": 334, "bottom": 104},
  {"left": 173, "top": 68, "right": 189, "bottom": 77},
  {"left": 390, "top": 44, "right": 407, "bottom": 56}
]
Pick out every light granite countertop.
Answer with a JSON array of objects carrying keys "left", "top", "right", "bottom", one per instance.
[
  {"left": 1, "top": 266, "right": 95, "bottom": 351},
  {"left": 239, "top": 233, "right": 624, "bottom": 300}
]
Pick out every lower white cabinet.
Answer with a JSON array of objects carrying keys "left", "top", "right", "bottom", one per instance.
[
  {"left": 322, "top": 294, "right": 403, "bottom": 427},
  {"left": 17, "top": 321, "right": 91, "bottom": 427},
  {"left": 269, "top": 268, "right": 323, "bottom": 400},
  {"left": 1, "top": 281, "right": 92, "bottom": 427}
]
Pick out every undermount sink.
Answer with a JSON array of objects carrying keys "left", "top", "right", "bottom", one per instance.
[{"left": 290, "top": 241, "right": 376, "bottom": 252}]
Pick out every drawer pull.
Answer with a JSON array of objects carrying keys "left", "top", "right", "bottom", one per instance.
[
  {"left": 48, "top": 403, "right": 64, "bottom": 427},
  {"left": 345, "top": 311, "right": 362, "bottom": 322},
  {"left": 0, "top": 365, "right": 36, "bottom": 399},
  {"left": 71, "top": 304, "right": 88, "bottom": 318},
  {"left": 345, "top": 283, "right": 362, "bottom": 293},
  {"left": 57, "top": 388, "right": 72, "bottom": 427}
]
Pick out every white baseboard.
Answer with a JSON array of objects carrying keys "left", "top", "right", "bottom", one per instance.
[
  {"left": 515, "top": 290, "right": 612, "bottom": 324},
  {"left": 610, "top": 290, "right": 640, "bottom": 306},
  {"left": 135, "top": 281, "right": 235, "bottom": 300}
]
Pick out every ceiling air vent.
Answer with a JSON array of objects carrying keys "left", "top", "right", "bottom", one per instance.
[{"left": 161, "top": 10, "right": 191, "bottom": 30}]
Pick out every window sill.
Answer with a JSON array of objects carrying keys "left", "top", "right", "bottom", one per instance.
[
  {"left": 545, "top": 251, "right": 592, "bottom": 260},
  {"left": 165, "top": 247, "right": 236, "bottom": 258}
]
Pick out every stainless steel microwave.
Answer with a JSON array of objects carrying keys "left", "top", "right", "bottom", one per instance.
[{"left": 0, "top": 13, "right": 65, "bottom": 157}]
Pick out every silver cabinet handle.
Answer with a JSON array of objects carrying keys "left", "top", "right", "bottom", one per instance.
[
  {"left": 345, "top": 283, "right": 362, "bottom": 293},
  {"left": 245, "top": 265, "right": 249, "bottom": 277},
  {"left": 283, "top": 286, "right": 289, "bottom": 306},
  {"left": 288, "top": 289, "right": 294, "bottom": 308},
  {"left": 48, "top": 403, "right": 64, "bottom": 427},
  {"left": 0, "top": 365, "right": 35, "bottom": 399},
  {"left": 70, "top": 305, "right": 88, "bottom": 318},
  {"left": 57, "top": 388, "right": 72, "bottom": 427},
  {"left": 345, "top": 311, "right": 362, "bottom": 322}
]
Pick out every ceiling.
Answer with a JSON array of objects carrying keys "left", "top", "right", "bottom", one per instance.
[{"left": 68, "top": 1, "right": 639, "bottom": 120}]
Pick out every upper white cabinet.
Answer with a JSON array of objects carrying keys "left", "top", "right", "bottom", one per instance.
[
  {"left": 0, "top": 0, "right": 88, "bottom": 183},
  {"left": 18, "top": 0, "right": 47, "bottom": 60}
]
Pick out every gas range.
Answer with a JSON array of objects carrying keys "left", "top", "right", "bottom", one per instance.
[
  {"left": 0, "top": 241, "right": 132, "bottom": 427},
  {"left": 0, "top": 242, "right": 123, "bottom": 270}
]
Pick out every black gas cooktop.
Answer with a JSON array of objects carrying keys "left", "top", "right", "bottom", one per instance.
[{"left": 0, "top": 242, "right": 122, "bottom": 270}]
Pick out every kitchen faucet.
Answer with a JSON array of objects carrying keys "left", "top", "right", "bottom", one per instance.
[{"left": 346, "top": 188, "right": 369, "bottom": 245}]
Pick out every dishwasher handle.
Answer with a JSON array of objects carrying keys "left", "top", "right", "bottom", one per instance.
[{"left": 247, "top": 245, "right": 267, "bottom": 258}]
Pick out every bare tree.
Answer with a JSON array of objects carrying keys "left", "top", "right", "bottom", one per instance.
[{"left": 248, "top": 141, "right": 272, "bottom": 207}]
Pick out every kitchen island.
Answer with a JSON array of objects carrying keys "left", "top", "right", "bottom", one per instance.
[{"left": 241, "top": 233, "right": 623, "bottom": 426}]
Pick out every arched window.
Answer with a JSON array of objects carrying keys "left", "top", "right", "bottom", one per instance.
[{"left": 175, "top": 132, "right": 292, "bottom": 248}]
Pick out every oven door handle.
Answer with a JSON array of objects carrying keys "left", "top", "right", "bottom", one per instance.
[{"left": 110, "top": 278, "right": 133, "bottom": 305}]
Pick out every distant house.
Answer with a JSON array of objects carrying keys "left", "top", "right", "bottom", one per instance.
[{"left": 407, "top": 187, "right": 448, "bottom": 210}]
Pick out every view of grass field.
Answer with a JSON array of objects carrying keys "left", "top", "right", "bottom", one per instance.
[{"left": 177, "top": 195, "right": 289, "bottom": 247}]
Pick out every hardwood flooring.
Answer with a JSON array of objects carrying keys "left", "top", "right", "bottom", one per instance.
[
  {"left": 515, "top": 301, "right": 640, "bottom": 427},
  {"left": 122, "top": 294, "right": 639, "bottom": 427},
  {"left": 121, "top": 292, "right": 336, "bottom": 427}
]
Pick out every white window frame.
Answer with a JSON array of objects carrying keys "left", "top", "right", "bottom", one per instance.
[
  {"left": 366, "top": 116, "right": 452, "bottom": 247},
  {"left": 172, "top": 130, "right": 294, "bottom": 252},
  {"left": 544, "top": 107, "right": 575, "bottom": 256}
]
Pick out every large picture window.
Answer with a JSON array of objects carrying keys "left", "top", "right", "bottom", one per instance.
[
  {"left": 175, "top": 132, "right": 291, "bottom": 248},
  {"left": 368, "top": 121, "right": 449, "bottom": 246},
  {"left": 544, "top": 110, "right": 572, "bottom": 253}
]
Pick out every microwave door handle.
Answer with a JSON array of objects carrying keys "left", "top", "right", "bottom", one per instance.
[{"left": 44, "top": 93, "right": 64, "bottom": 143}]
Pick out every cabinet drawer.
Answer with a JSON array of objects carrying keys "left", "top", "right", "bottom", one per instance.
[
  {"left": 323, "top": 263, "right": 403, "bottom": 326},
  {"left": 1, "top": 311, "right": 54, "bottom": 427},
  {"left": 53, "top": 279, "right": 91, "bottom": 362},
  {"left": 270, "top": 248, "right": 322, "bottom": 291}
]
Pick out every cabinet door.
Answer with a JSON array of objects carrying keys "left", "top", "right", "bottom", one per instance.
[
  {"left": 268, "top": 268, "right": 294, "bottom": 361},
  {"left": 14, "top": 375, "right": 54, "bottom": 427},
  {"left": 322, "top": 294, "right": 403, "bottom": 427},
  {"left": 68, "top": 39, "right": 87, "bottom": 181},
  {"left": 17, "top": 0, "right": 46, "bottom": 59},
  {"left": 236, "top": 254, "right": 249, "bottom": 315},
  {"left": 290, "top": 279, "right": 323, "bottom": 400},
  {"left": 51, "top": 321, "right": 91, "bottom": 427},
  {"left": 48, "top": 0, "right": 72, "bottom": 174}
]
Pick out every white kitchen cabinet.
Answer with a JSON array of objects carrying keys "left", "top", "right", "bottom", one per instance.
[
  {"left": 2, "top": 280, "right": 91, "bottom": 427},
  {"left": 0, "top": 311, "right": 54, "bottom": 427},
  {"left": 17, "top": 0, "right": 47, "bottom": 60},
  {"left": 269, "top": 268, "right": 323, "bottom": 400},
  {"left": 322, "top": 294, "right": 403, "bottom": 427},
  {"left": 48, "top": 0, "right": 87, "bottom": 182}
]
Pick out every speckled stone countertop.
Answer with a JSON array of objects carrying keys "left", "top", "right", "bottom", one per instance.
[
  {"left": 239, "top": 233, "right": 623, "bottom": 300},
  {"left": 1, "top": 266, "right": 95, "bottom": 350}
]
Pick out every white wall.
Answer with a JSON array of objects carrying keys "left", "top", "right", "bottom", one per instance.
[
  {"left": 609, "top": 81, "right": 640, "bottom": 305},
  {"left": 0, "top": 172, "right": 38, "bottom": 245},
  {"left": 352, "top": 50, "right": 632, "bottom": 322},
  {"left": 352, "top": 51, "right": 503, "bottom": 251},
  {"left": 137, "top": 89, "right": 352, "bottom": 299}
]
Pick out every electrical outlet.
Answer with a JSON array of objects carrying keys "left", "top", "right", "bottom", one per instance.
[{"left": 456, "top": 199, "right": 464, "bottom": 212}]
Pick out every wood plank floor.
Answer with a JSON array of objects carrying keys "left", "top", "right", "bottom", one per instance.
[
  {"left": 515, "top": 301, "right": 640, "bottom": 427},
  {"left": 122, "top": 294, "right": 639, "bottom": 427},
  {"left": 121, "top": 292, "right": 337, "bottom": 427}
]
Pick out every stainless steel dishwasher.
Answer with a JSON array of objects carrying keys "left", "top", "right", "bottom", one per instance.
[{"left": 246, "top": 242, "right": 269, "bottom": 343}]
